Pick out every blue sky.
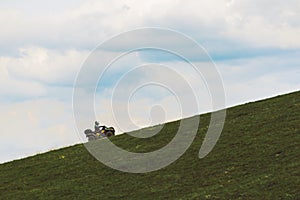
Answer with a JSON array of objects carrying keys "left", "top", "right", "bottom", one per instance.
[{"left": 0, "top": 0, "right": 300, "bottom": 163}]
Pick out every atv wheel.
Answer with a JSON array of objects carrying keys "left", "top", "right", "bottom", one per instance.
[
  {"left": 87, "top": 134, "right": 97, "bottom": 141},
  {"left": 105, "top": 131, "right": 114, "bottom": 137}
]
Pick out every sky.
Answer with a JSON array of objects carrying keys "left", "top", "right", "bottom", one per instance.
[{"left": 0, "top": 0, "right": 300, "bottom": 163}]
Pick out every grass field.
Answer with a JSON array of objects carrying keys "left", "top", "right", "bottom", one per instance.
[{"left": 0, "top": 91, "right": 299, "bottom": 199}]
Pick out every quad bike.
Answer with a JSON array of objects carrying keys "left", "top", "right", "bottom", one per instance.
[{"left": 84, "top": 126, "right": 115, "bottom": 141}]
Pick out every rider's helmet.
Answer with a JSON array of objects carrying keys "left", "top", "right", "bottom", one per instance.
[{"left": 95, "top": 121, "right": 99, "bottom": 125}]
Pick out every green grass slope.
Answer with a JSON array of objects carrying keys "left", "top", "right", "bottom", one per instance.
[{"left": 0, "top": 91, "right": 299, "bottom": 200}]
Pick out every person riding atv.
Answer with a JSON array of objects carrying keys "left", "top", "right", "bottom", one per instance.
[
  {"left": 94, "top": 121, "right": 104, "bottom": 133},
  {"left": 84, "top": 121, "right": 115, "bottom": 141}
]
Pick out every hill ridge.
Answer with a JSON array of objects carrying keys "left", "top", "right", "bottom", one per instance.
[{"left": 0, "top": 90, "right": 299, "bottom": 199}]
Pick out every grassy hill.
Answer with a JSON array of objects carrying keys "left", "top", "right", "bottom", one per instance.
[{"left": 0, "top": 91, "right": 299, "bottom": 200}]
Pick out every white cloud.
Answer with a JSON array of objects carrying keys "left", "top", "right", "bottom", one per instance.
[
  {"left": 1, "top": 0, "right": 300, "bottom": 50},
  {"left": 92, "top": 61, "right": 218, "bottom": 132},
  {"left": 0, "top": 98, "right": 80, "bottom": 163},
  {"left": 0, "top": 57, "right": 46, "bottom": 99},
  {"left": 4, "top": 47, "right": 87, "bottom": 85},
  {"left": 217, "top": 54, "right": 300, "bottom": 106}
]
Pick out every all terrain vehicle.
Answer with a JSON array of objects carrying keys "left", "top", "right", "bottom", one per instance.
[{"left": 84, "top": 126, "right": 115, "bottom": 141}]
